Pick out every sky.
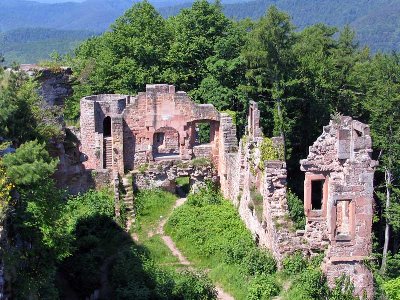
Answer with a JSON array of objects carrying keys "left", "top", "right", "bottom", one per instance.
[{"left": 34, "top": 0, "right": 84, "bottom": 2}]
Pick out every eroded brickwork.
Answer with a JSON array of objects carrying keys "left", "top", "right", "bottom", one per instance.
[
  {"left": 301, "top": 116, "right": 377, "bottom": 298},
  {"left": 80, "top": 84, "right": 221, "bottom": 175},
  {"left": 78, "top": 84, "right": 376, "bottom": 298},
  {"left": 219, "top": 103, "right": 376, "bottom": 298}
]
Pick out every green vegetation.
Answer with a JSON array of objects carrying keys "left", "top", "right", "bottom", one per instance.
[
  {"left": 287, "top": 190, "right": 306, "bottom": 230},
  {"left": 0, "top": 28, "right": 96, "bottom": 64},
  {"left": 165, "top": 185, "right": 279, "bottom": 298},
  {"left": 250, "top": 186, "right": 263, "bottom": 220},
  {"left": 134, "top": 189, "right": 177, "bottom": 241},
  {"left": 2, "top": 0, "right": 400, "bottom": 298},
  {"left": 176, "top": 176, "right": 190, "bottom": 194},
  {"left": 165, "top": 185, "right": 364, "bottom": 299},
  {"left": 259, "top": 137, "right": 284, "bottom": 170}
]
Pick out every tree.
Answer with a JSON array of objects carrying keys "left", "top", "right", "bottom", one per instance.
[
  {"left": 1, "top": 140, "right": 58, "bottom": 186},
  {"left": 242, "top": 6, "right": 297, "bottom": 148},
  {"left": 66, "top": 1, "right": 170, "bottom": 120},
  {"left": 0, "top": 71, "right": 62, "bottom": 143},
  {"left": 351, "top": 53, "right": 400, "bottom": 273},
  {"left": 165, "top": 0, "right": 231, "bottom": 92}
]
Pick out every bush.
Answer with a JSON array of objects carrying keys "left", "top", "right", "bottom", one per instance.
[
  {"left": 247, "top": 275, "right": 280, "bottom": 300},
  {"left": 282, "top": 251, "right": 307, "bottom": 275},
  {"left": 330, "top": 275, "right": 359, "bottom": 300},
  {"left": 287, "top": 190, "right": 306, "bottom": 230},
  {"left": 186, "top": 183, "right": 223, "bottom": 207},
  {"left": 173, "top": 270, "right": 217, "bottom": 300},
  {"left": 242, "top": 248, "right": 277, "bottom": 276},
  {"left": 383, "top": 277, "right": 400, "bottom": 300},
  {"left": 297, "top": 267, "right": 329, "bottom": 300},
  {"left": 387, "top": 252, "right": 400, "bottom": 279}
]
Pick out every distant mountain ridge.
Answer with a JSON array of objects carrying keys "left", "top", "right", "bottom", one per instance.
[{"left": 1, "top": 0, "right": 399, "bottom": 64}]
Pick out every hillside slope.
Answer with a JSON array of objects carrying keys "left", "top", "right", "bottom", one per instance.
[
  {"left": 1, "top": 0, "right": 399, "bottom": 64},
  {"left": 0, "top": 28, "right": 96, "bottom": 63}
]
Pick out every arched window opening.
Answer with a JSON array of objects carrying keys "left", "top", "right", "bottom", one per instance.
[{"left": 103, "top": 116, "right": 111, "bottom": 137}]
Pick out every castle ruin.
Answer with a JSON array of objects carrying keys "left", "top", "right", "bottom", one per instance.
[{"left": 78, "top": 84, "right": 376, "bottom": 298}]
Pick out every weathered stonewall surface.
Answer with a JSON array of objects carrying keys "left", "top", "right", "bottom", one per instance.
[
  {"left": 78, "top": 85, "right": 376, "bottom": 298},
  {"left": 20, "top": 64, "right": 73, "bottom": 106},
  {"left": 301, "top": 116, "right": 377, "bottom": 298}
]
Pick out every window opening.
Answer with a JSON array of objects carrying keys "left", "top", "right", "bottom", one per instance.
[
  {"left": 195, "top": 122, "right": 211, "bottom": 144},
  {"left": 155, "top": 132, "right": 164, "bottom": 144},
  {"left": 336, "top": 200, "right": 351, "bottom": 238},
  {"left": 311, "top": 180, "right": 324, "bottom": 210},
  {"left": 103, "top": 117, "right": 111, "bottom": 137}
]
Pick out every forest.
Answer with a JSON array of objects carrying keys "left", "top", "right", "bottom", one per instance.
[
  {"left": 1, "top": 0, "right": 400, "bottom": 64},
  {"left": 1, "top": 0, "right": 400, "bottom": 298}
]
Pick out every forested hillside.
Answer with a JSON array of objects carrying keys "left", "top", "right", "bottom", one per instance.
[
  {"left": 1, "top": 0, "right": 400, "bottom": 298},
  {"left": 0, "top": 28, "right": 96, "bottom": 64},
  {"left": 1, "top": 0, "right": 400, "bottom": 64}
]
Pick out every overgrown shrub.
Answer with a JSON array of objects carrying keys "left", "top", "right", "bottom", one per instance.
[
  {"left": 330, "top": 276, "right": 360, "bottom": 300},
  {"left": 173, "top": 270, "right": 217, "bottom": 300},
  {"left": 282, "top": 251, "right": 307, "bottom": 275},
  {"left": 186, "top": 182, "right": 223, "bottom": 207},
  {"left": 296, "top": 267, "right": 329, "bottom": 299},
  {"left": 259, "top": 137, "right": 284, "bottom": 170},
  {"left": 383, "top": 277, "right": 400, "bottom": 300},
  {"left": 247, "top": 275, "right": 280, "bottom": 300},
  {"left": 242, "top": 248, "right": 277, "bottom": 276},
  {"left": 287, "top": 190, "right": 306, "bottom": 230}
]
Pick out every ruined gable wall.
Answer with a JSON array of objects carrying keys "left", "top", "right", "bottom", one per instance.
[
  {"left": 300, "top": 116, "right": 376, "bottom": 298},
  {"left": 122, "top": 84, "right": 221, "bottom": 170}
]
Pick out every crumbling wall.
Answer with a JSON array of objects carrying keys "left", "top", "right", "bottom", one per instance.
[
  {"left": 300, "top": 116, "right": 377, "bottom": 298},
  {"left": 80, "top": 84, "right": 222, "bottom": 174},
  {"left": 20, "top": 64, "right": 73, "bottom": 107},
  {"left": 219, "top": 102, "right": 301, "bottom": 262},
  {"left": 133, "top": 160, "right": 217, "bottom": 193}
]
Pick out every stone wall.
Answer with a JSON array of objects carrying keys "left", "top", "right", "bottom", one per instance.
[
  {"left": 218, "top": 104, "right": 376, "bottom": 298},
  {"left": 20, "top": 64, "right": 73, "bottom": 107},
  {"left": 133, "top": 160, "right": 217, "bottom": 193},
  {"left": 80, "top": 84, "right": 222, "bottom": 174},
  {"left": 300, "top": 116, "right": 377, "bottom": 298}
]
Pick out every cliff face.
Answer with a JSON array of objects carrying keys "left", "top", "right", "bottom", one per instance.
[
  {"left": 37, "top": 68, "right": 73, "bottom": 107},
  {"left": 20, "top": 64, "right": 73, "bottom": 107}
]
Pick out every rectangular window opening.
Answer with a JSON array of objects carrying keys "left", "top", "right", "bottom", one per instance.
[
  {"left": 311, "top": 180, "right": 324, "bottom": 210},
  {"left": 336, "top": 200, "right": 352, "bottom": 240}
]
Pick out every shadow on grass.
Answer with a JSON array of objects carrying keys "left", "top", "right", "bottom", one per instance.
[{"left": 56, "top": 214, "right": 167, "bottom": 299}]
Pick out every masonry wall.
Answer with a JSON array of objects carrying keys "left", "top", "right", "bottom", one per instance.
[
  {"left": 300, "top": 116, "right": 377, "bottom": 298},
  {"left": 218, "top": 104, "right": 376, "bottom": 298},
  {"left": 78, "top": 84, "right": 376, "bottom": 299},
  {"left": 80, "top": 84, "right": 222, "bottom": 174}
]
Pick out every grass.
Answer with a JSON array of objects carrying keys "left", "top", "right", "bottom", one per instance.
[
  {"left": 209, "top": 263, "right": 249, "bottom": 299},
  {"left": 134, "top": 189, "right": 177, "bottom": 241},
  {"left": 164, "top": 188, "right": 278, "bottom": 300},
  {"left": 142, "top": 235, "right": 179, "bottom": 265}
]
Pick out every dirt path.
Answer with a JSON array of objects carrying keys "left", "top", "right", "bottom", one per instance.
[{"left": 157, "top": 196, "right": 234, "bottom": 300}]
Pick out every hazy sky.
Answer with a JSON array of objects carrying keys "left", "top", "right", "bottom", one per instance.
[{"left": 34, "top": 0, "right": 84, "bottom": 3}]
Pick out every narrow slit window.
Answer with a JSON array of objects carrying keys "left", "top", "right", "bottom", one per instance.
[
  {"left": 103, "top": 117, "right": 111, "bottom": 137},
  {"left": 311, "top": 180, "right": 324, "bottom": 210}
]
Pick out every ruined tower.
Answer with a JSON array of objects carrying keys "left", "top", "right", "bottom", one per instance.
[{"left": 300, "top": 116, "right": 377, "bottom": 298}]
